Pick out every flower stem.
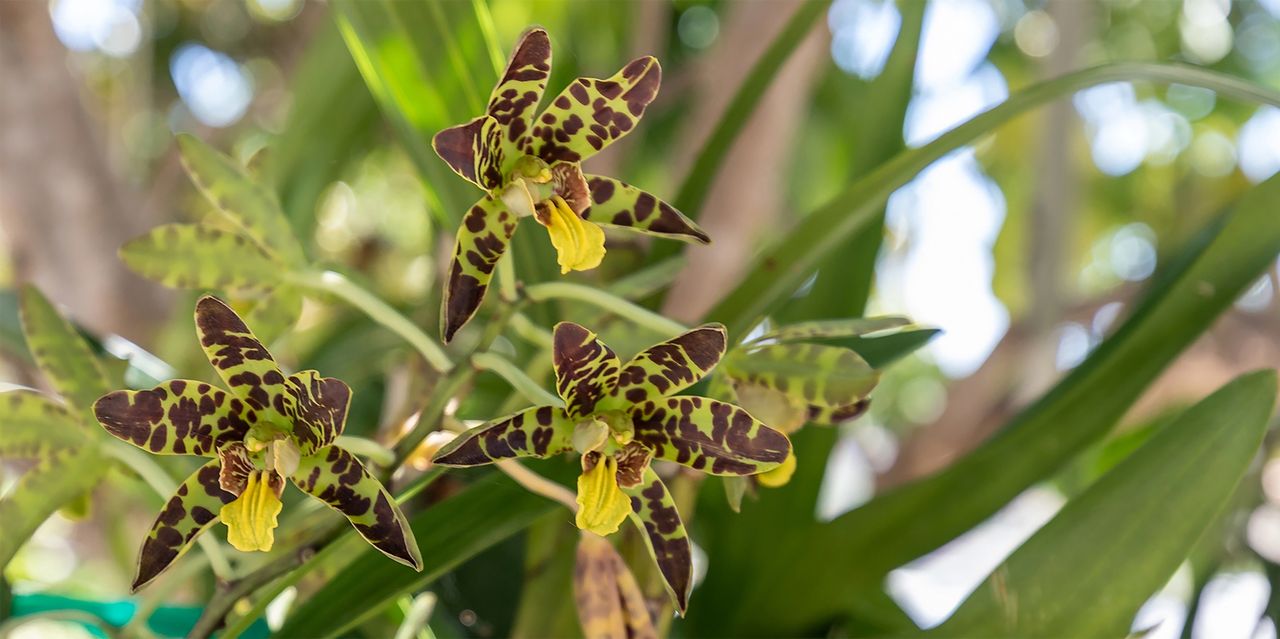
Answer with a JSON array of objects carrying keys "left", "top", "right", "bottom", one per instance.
[
  {"left": 104, "top": 442, "right": 234, "bottom": 581},
  {"left": 496, "top": 460, "right": 578, "bottom": 512},
  {"left": 523, "top": 281, "right": 687, "bottom": 336},
  {"left": 290, "top": 270, "right": 453, "bottom": 373},
  {"left": 472, "top": 352, "right": 564, "bottom": 408}
]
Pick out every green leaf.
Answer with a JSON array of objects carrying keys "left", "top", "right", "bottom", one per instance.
[
  {"left": 631, "top": 396, "right": 789, "bottom": 475},
  {"left": 18, "top": 285, "right": 111, "bottom": 414},
  {"left": 276, "top": 471, "right": 562, "bottom": 638},
  {"left": 723, "top": 343, "right": 879, "bottom": 411},
  {"left": 131, "top": 460, "right": 233, "bottom": 591},
  {"left": 688, "top": 167, "right": 1280, "bottom": 635},
  {"left": 933, "top": 371, "right": 1276, "bottom": 637},
  {"left": 241, "top": 285, "right": 302, "bottom": 345},
  {"left": 176, "top": 134, "right": 306, "bottom": 266},
  {"left": 748, "top": 316, "right": 913, "bottom": 344},
  {"left": 292, "top": 446, "right": 421, "bottom": 571},
  {"left": 622, "top": 467, "right": 692, "bottom": 615},
  {"left": 0, "top": 447, "right": 103, "bottom": 569},
  {"left": 840, "top": 328, "right": 941, "bottom": 369},
  {"left": 707, "top": 63, "right": 1280, "bottom": 339},
  {"left": 0, "top": 390, "right": 85, "bottom": 455},
  {"left": 598, "top": 325, "right": 727, "bottom": 412},
  {"left": 120, "top": 224, "right": 284, "bottom": 293}
]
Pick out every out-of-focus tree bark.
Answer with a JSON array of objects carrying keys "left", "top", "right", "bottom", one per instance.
[
  {"left": 0, "top": 2, "right": 168, "bottom": 341},
  {"left": 661, "top": 1, "right": 830, "bottom": 322}
]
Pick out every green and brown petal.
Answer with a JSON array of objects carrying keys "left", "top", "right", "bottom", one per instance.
[
  {"left": 432, "top": 405, "right": 576, "bottom": 466},
  {"left": 629, "top": 396, "right": 789, "bottom": 475},
  {"left": 94, "top": 380, "right": 252, "bottom": 456},
  {"left": 583, "top": 176, "right": 709, "bottom": 244},
  {"left": 553, "top": 322, "right": 621, "bottom": 419},
  {"left": 195, "top": 296, "right": 289, "bottom": 420},
  {"left": 292, "top": 446, "right": 422, "bottom": 570},
  {"left": 281, "top": 370, "right": 351, "bottom": 456},
  {"left": 530, "top": 56, "right": 661, "bottom": 165},
  {"left": 441, "top": 196, "right": 519, "bottom": 342},
  {"left": 622, "top": 467, "right": 692, "bottom": 614},
  {"left": 601, "top": 324, "right": 727, "bottom": 410},
  {"left": 486, "top": 28, "right": 552, "bottom": 166},
  {"left": 132, "top": 460, "right": 235, "bottom": 591}
]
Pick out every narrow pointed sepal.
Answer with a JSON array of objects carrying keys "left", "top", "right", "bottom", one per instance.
[
  {"left": 629, "top": 396, "right": 790, "bottom": 475},
  {"left": 432, "top": 405, "right": 576, "bottom": 466},
  {"left": 432, "top": 116, "right": 490, "bottom": 189},
  {"left": 441, "top": 197, "right": 518, "bottom": 342},
  {"left": 94, "top": 380, "right": 253, "bottom": 456},
  {"left": 292, "top": 446, "right": 423, "bottom": 570},
  {"left": 583, "top": 176, "right": 710, "bottom": 244},
  {"left": 194, "top": 296, "right": 289, "bottom": 419},
  {"left": 531, "top": 57, "right": 661, "bottom": 164},
  {"left": 488, "top": 28, "right": 552, "bottom": 162},
  {"left": 552, "top": 322, "right": 621, "bottom": 419},
  {"left": 602, "top": 324, "right": 726, "bottom": 410},
  {"left": 282, "top": 370, "right": 351, "bottom": 455},
  {"left": 132, "top": 460, "right": 235, "bottom": 591},
  {"left": 622, "top": 468, "right": 692, "bottom": 614}
]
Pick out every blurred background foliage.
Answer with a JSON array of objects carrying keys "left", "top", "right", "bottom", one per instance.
[{"left": 10, "top": 0, "right": 1280, "bottom": 637}]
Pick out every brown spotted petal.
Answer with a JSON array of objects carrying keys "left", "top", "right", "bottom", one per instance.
[
  {"left": 613, "top": 441, "right": 653, "bottom": 489},
  {"left": 583, "top": 175, "right": 710, "bottom": 244},
  {"left": 552, "top": 322, "right": 621, "bottom": 419},
  {"left": 432, "top": 405, "right": 576, "bottom": 466},
  {"left": 432, "top": 116, "right": 494, "bottom": 189},
  {"left": 292, "top": 446, "right": 422, "bottom": 570},
  {"left": 281, "top": 370, "right": 351, "bottom": 455},
  {"left": 550, "top": 161, "right": 591, "bottom": 215},
  {"left": 132, "top": 459, "right": 235, "bottom": 591},
  {"left": 195, "top": 296, "right": 289, "bottom": 423},
  {"left": 622, "top": 468, "right": 692, "bottom": 614},
  {"left": 441, "top": 196, "right": 519, "bottom": 342},
  {"left": 94, "top": 380, "right": 253, "bottom": 457},
  {"left": 217, "top": 442, "right": 255, "bottom": 495},
  {"left": 574, "top": 533, "right": 658, "bottom": 639},
  {"left": 487, "top": 28, "right": 552, "bottom": 164},
  {"left": 531, "top": 56, "right": 661, "bottom": 165},
  {"left": 601, "top": 324, "right": 727, "bottom": 411},
  {"left": 629, "top": 396, "right": 790, "bottom": 476}
]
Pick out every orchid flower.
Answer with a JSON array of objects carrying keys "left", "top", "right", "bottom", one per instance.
[
  {"left": 93, "top": 296, "right": 421, "bottom": 590},
  {"left": 432, "top": 28, "right": 710, "bottom": 342}
]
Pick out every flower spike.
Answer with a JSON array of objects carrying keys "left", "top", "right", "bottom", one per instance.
[{"left": 432, "top": 29, "right": 708, "bottom": 341}]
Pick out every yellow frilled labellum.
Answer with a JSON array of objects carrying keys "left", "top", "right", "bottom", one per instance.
[
  {"left": 543, "top": 195, "right": 605, "bottom": 274},
  {"left": 756, "top": 450, "right": 797, "bottom": 488},
  {"left": 575, "top": 454, "right": 631, "bottom": 536},
  {"left": 220, "top": 470, "right": 284, "bottom": 552}
]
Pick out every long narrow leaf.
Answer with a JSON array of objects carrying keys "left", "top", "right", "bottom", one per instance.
[{"left": 933, "top": 371, "right": 1276, "bottom": 637}]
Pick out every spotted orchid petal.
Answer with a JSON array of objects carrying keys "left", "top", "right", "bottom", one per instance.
[
  {"left": 292, "top": 446, "right": 422, "bottom": 570},
  {"left": 531, "top": 56, "right": 661, "bottom": 165},
  {"left": 432, "top": 405, "right": 576, "bottom": 466},
  {"left": 583, "top": 176, "right": 709, "bottom": 245},
  {"left": 622, "top": 468, "right": 692, "bottom": 614},
  {"left": 574, "top": 533, "right": 658, "bottom": 639},
  {"left": 94, "top": 380, "right": 252, "bottom": 457},
  {"left": 629, "top": 396, "right": 790, "bottom": 476},
  {"left": 487, "top": 28, "right": 552, "bottom": 167},
  {"left": 132, "top": 460, "right": 235, "bottom": 591},
  {"left": 195, "top": 296, "right": 289, "bottom": 422},
  {"left": 552, "top": 322, "right": 621, "bottom": 419},
  {"left": 281, "top": 370, "right": 351, "bottom": 456},
  {"left": 441, "top": 196, "right": 519, "bottom": 342},
  {"left": 600, "top": 325, "right": 726, "bottom": 411},
  {"left": 432, "top": 116, "right": 503, "bottom": 191}
]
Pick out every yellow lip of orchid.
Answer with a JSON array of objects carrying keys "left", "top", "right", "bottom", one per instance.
[
  {"left": 575, "top": 453, "right": 631, "bottom": 536},
  {"left": 221, "top": 470, "right": 284, "bottom": 552},
  {"left": 542, "top": 195, "right": 606, "bottom": 274}
]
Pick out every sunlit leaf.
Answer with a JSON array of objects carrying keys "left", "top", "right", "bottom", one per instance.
[
  {"left": 241, "top": 285, "right": 303, "bottom": 345},
  {"left": 723, "top": 343, "right": 879, "bottom": 413},
  {"left": 747, "top": 316, "right": 912, "bottom": 344},
  {"left": 120, "top": 224, "right": 284, "bottom": 294},
  {"left": 0, "top": 447, "right": 102, "bottom": 570},
  {"left": 18, "top": 286, "right": 111, "bottom": 414},
  {"left": 176, "top": 134, "right": 306, "bottom": 266},
  {"left": 933, "top": 371, "right": 1276, "bottom": 637}
]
